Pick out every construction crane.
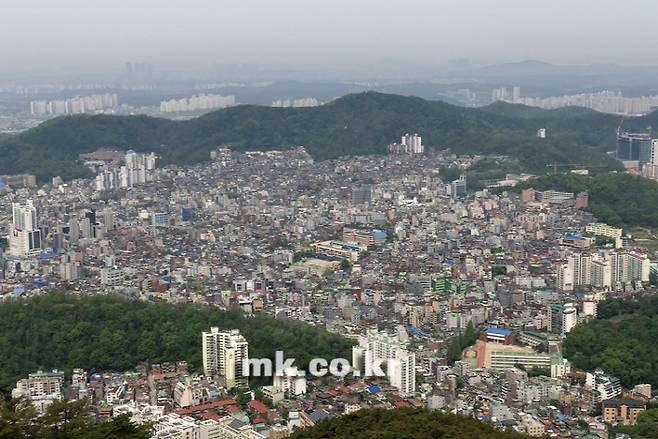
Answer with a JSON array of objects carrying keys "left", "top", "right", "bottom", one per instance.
[{"left": 545, "top": 163, "right": 608, "bottom": 174}]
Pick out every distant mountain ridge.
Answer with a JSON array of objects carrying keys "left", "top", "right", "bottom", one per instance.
[
  {"left": 1, "top": 91, "right": 651, "bottom": 181},
  {"left": 479, "top": 59, "right": 625, "bottom": 76}
]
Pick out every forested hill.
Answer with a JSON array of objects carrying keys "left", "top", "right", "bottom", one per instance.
[
  {"left": 0, "top": 294, "right": 354, "bottom": 391},
  {"left": 0, "top": 92, "right": 629, "bottom": 181},
  {"left": 290, "top": 408, "right": 531, "bottom": 439},
  {"left": 563, "top": 295, "right": 658, "bottom": 388}
]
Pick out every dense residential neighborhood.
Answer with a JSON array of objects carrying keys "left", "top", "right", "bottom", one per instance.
[{"left": 1, "top": 144, "right": 656, "bottom": 438}]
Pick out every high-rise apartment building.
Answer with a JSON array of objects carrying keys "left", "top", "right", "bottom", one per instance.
[
  {"left": 11, "top": 370, "right": 65, "bottom": 413},
  {"left": 30, "top": 94, "right": 118, "bottom": 116},
  {"left": 548, "top": 303, "right": 577, "bottom": 335},
  {"left": 557, "top": 250, "right": 649, "bottom": 291},
  {"left": 95, "top": 151, "right": 156, "bottom": 191},
  {"left": 610, "top": 251, "right": 650, "bottom": 285},
  {"left": 202, "top": 328, "right": 249, "bottom": 389},
  {"left": 512, "top": 86, "right": 521, "bottom": 103},
  {"left": 160, "top": 94, "right": 235, "bottom": 113},
  {"left": 352, "top": 330, "right": 416, "bottom": 396},
  {"left": 9, "top": 200, "right": 42, "bottom": 257},
  {"left": 273, "top": 366, "right": 307, "bottom": 396},
  {"left": 59, "top": 253, "right": 81, "bottom": 281},
  {"left": 566, "top": 253, "right": 592, "bottom": 288},
  {"left": 389, "top": 133, "right": 423, "bottom": 154},
  {"left": 586, "top": 369, "right": 622, "bottom": 403}
]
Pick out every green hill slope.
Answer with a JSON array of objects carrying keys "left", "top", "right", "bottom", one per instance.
[
  {"left": 563, "top": 295, "right": 658, "bottom": 388},
  {"left": 0, "top": 92, "right": 627, "bottom": 181},
  {"left": 0, "top": 294, "right": 354, "bottom": 391},
  {"left": 290, "top": 408, "right": 530, "bottom": 439}
]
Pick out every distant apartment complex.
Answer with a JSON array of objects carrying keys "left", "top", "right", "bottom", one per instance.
[
  {"left": 557, "top": 250, "right": 650, "bottom": 291},
  {"left": 0, "top": 174, "right": 37, "bottom": 188},
  {"left": 160, "top": 94, "right": 235, "bottom": 113},
  {"left": 30, "top": 93, "right": 118, "bottom": 116},
  {"left": 494, "top": 87, "right": 658, "bottom": 116},
  {"left": 389, "top": 133, "right": 424, "bottom": 154},
  {"left": 271, "top": 97, "right": 319, "bottom": 108},
  {"left": 94, "top": 150, "right": 156, "bottom": 191}
]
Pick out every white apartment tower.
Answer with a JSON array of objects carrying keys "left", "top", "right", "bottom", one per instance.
[
  {"left": 557, "top": 251, "right": 649, "bottom": 291},
  {"left": 202, "top": 328, "right": 249, "bottom": 389},
  {"left": 611, "top": 251, "right": 650, "bottom": 284},
  {"left": 9, "top": 200, "right": 42, "bottom": 257},
  {"left": 352, "top": 330, "right": 416, "bottom": 396},
  {"left": 401, "top": 133, "right": 423, "bottom": 154},
  {"left": 585, "top": 369, "right": 622, "bottom": 402},
  {"left": 273, "top": 367, "right": 307, "bottom": 396}
]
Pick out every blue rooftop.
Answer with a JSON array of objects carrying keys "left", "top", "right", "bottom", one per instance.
[
  {"left": 372, "top": 230, "right": 387, "bottom": 239},
  {"left": 564, "top": 234, "right": 585, "bottom": 241},
  {"left": 407, "top": 325, "right": 422, "bottom": 336},
  {"left": 486, "top": 327, "right": 513, "bottom": 336}
]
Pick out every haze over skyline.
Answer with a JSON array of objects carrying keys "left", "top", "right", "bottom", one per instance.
[{"left": 2, "top": 0, "right": 658, "bottom": 78}]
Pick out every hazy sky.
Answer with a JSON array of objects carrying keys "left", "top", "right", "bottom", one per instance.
[{"left": 2, "top": 0, "right": 658, "bottom": 77}]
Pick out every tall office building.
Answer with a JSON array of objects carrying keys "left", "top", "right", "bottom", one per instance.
[
  {"left": 9, "top": 200, "right": 42, "bottom": 257},
  {"left": 649, "top": 139, "right": 658, "bottom": 166},
  {"left": 447, "top": 175, "right": 467, "bottom": 198},
  {"left": 352, "top": 330, "right": 416, "bottom": 396},
  {"left": 202, "top": 328, "right": 249, "bottom": 389},
  {"left": 617, "top": 132, "right": 652, "bottom": 162},
  {"left": 642, "top": 139, "right": 658, "bottom": 178}
]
